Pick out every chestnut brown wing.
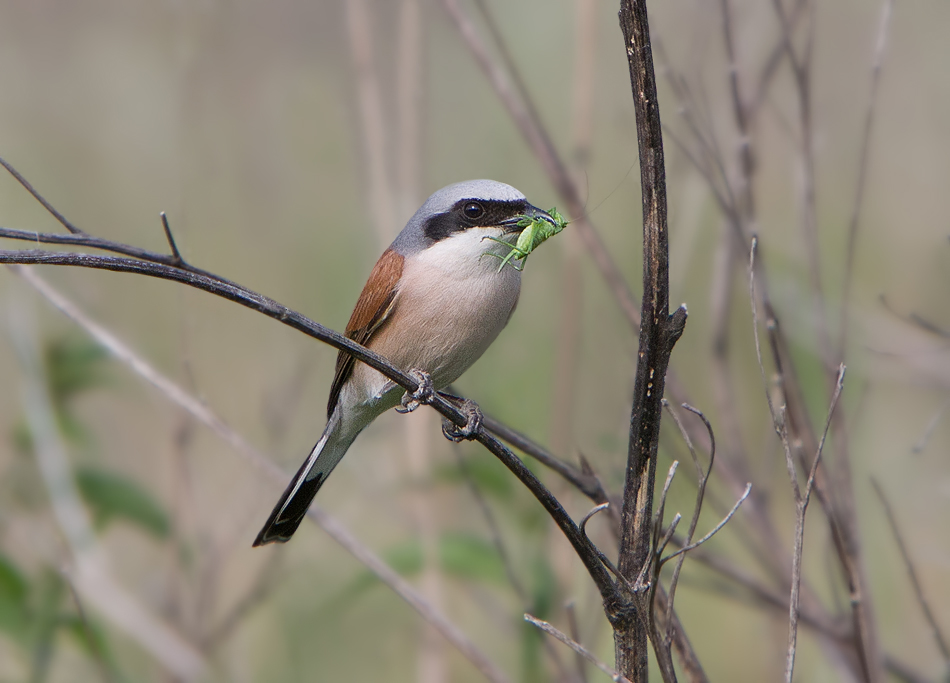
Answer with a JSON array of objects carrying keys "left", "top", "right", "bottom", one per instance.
[{"left": 327, "top": 249, "right": 404, "bottom": 417}]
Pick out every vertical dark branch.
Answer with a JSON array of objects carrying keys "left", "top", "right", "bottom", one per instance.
[{"left": 616, "top": 1, "right": 687, "bottom": 681}]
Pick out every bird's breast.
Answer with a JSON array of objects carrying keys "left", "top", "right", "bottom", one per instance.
[{"left": 368, "top": 232, "right": 522, "bottom": 389}]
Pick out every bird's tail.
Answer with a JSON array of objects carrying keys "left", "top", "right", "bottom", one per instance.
[{"left": 253, "top": 414, "right": 356, "bottom": 546}]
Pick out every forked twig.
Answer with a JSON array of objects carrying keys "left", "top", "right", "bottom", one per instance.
[
  {"left": 0, "top": 156, "right": 85, "bottom": 235},
  {"left": 661, "top": 485, "right": 751, "bottom": 564}
]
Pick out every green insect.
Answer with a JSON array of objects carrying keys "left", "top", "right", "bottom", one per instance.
[{"left": 487, "top": 206, "right": 568, "bottom": 272}]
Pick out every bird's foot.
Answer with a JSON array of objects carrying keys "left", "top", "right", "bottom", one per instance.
[
  {"left": 396, "top": 370, "right": 435, "bottom": 414},
  {"left": 441, "top": 398, "right": 483, "bottom": 442}
]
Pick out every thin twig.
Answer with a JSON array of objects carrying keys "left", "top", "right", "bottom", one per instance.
[
  {"left": 345, "top": 0, "right": 397, "bottom": 243},
  {"left": 661, "top": 484, "right": 750, "bottom": 563},
  {"left": 439, "top": 0, "right": 642, "bottom": 330},
  {"left": 525, "top": 614, "right": 632, "bottom": 683},
  {"left": 159, "top": 212, "right": 183, "bottom": 265},
  {"left": 663, "top": 405, "right": 716, "bottom": 643},
  {"left": 456, "top": 451, "right": 528, "bottom": 602},
  {"left": 840, "top": 0, "right": 894, "bottom": 359},
  {"left": 870, "top": 478, "right": 950, "bottom": 666},
  {"left": 481, "top": 413, "right": 605, "bottom": 500},
  {"left": 565, "top": 600, "right": 590, "bottom": 683},
  {"left": 785, "top": 365, "right": 846, "bottom": 683},
  {"left": 0, "top": 156, "right": 85, "bottom": 234},
  {"left": 912, "top": 399, "right": 950, "bottom": 454}
]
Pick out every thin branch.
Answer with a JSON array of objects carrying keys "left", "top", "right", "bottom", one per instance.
[
  {"left": 159, "top": 212, "right": 183, "bottom": 266},
  {"left": 661, "top": 484, "right": 750, "bottom": 563},
  {"left": 652, "top": 461, "right": 680, "bottom": 564},
  {"left": 345, "top": 0, "right": 398, "bottom": 243},
  {"left": 455, "top": 451, "right": 528, "bottom": 602},
  {"left": 1, "top": 232, "right": 621, "bottom": 622},
  {"left": 565, "top": 600, "right": 590, "bottom": 683},
  {"left": 616, "top": 1, "right": 686, "bottom": 679},
  {"left": 7, "top": 257, "right": 622, "bottom": 676},
  {"left": 199, "top": 554, "right": 282, "bottom": 650},
  {"left": 581, "top": 503, "right": 612, "bottom": 537},
  {"left": 785, "top": 364, "right": 846, "bottom": 683},
  {"left": 912, "top": 399, "right": 950, "bottom": 454},
  {"left": 840, "top": 0, "right": 894, "bottom": 359},
  {"left": 481, "top": 413, "right": 606, "bottom": 501},
  {"left": 663, "top": 405, "right": 716, "bottom": 643},
  {"left": 0, "top": 156, "right": 85, "bottom": 234},
  {"left": 9, "top": 264, "right": 512, "bottom": 683},
  {"left": 439, "top": 0, "right": 642, "bottom": 330},
  {"left": 870, "top": 478, "right": 950, "bottom": 666},
  {"left": 525, "top": 614, "right": 632, "bottom": 683}
]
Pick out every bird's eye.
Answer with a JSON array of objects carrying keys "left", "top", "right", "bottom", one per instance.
[{"left": 462, "top": 202, "right": 485, "bottom": 220}]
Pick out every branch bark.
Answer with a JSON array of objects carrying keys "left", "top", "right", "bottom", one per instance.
[{"left": 615, "top": 2, "right": 687, "bottom": 681}]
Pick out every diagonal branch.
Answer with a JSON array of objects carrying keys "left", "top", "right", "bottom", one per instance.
[
  {"left": 10, "top": 264, "right": 510, "bottom": 683},
  {"left": 0, "top": 158, "right": 623, "bottom": 620}
]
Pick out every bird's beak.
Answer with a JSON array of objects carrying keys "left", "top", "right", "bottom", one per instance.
[{"left": 501, "top": 203, "right": 558, "bottom": 233}]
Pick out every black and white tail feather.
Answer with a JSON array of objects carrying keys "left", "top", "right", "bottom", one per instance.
[{"left": 252, "top": 412, "right": 357, "bottom": 546}]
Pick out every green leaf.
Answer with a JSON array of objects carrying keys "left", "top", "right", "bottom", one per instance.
[
  {"left": 0, "top": 553, "right": 29, "bottom": 636},
  {"left": 528, "top": 555, "right": 556, "bottom": 620},
  {"left": 43, "top": 337, "right": 110, "bottom": 404},
  {"left": 439, "top": 533, "right": 507, "bottom": 584},
  {"left": 75, "top": 467, "right": 169, "bottom": 538}
]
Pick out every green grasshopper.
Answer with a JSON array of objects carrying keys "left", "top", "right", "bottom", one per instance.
[{"left": 487, "top": 206, "right": 568, "bottom": 272}]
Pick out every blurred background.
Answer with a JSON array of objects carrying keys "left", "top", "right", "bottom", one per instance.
[{"left": 0, "top": 0, "right": 948, "bottom": 681}]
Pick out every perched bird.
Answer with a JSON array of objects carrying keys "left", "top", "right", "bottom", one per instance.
[{"left": 254, "top": 180, "right": 557, "bottom": 545}]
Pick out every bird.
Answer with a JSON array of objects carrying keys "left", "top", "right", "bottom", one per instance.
[{"left": 253, "top": 180, "right": 557, "bottom": 546}]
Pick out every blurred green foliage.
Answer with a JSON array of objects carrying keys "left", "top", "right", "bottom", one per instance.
[{"left": 74, "top": 466, "right": 169, "bottom": 538}]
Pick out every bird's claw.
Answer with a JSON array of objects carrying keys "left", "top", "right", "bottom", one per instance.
[
  {"left": 396, "top": 370, "right": 435, "bottom": 414},
  {"left": 441, "top": 399, "right": 483, "bottom": 442}
]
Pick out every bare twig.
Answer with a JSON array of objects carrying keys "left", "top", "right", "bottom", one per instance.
[
  {"left": 661, "top": 485, "right": 750, "bottom": 564},
  {"left": 345, "top": 0, "right": 397, "bottom": 243},
  {"left": 481, "top": 413, "right": 608, "bottom": 503},
  {"left": 565, "top": 600, "right": 590, "bottom": 683},
  {"left": 0, "top": 156, "right": 85, "bottom": 234},
  {"left": 200, "top": 554, "right": 282, "bottom": 650},
  {"left": 785, "top": 365, "right": 846, "bottom": 683},
  {"left": 662, "top": 405, "right": 716, "bottom": 642},
  {"left": 525, "top": 614, "right": 632, "bottom": 683},
  {"left": 912, "top": 399, "right": 950, "bottom": 454},
  {"left": 870, "top": 478, "right": 950, "bottom": 666},
  {"left": 581, "top": 503, "right": 612, "bottom": 537},
  {"left": 839, "top": 0, "right": 894, "bottom": 359},
  {"left": 455, "top": 451, "right": 527, "bottom": 602},
  {"left": 159, "top": 212, "right": 183, "bottom": 266}
]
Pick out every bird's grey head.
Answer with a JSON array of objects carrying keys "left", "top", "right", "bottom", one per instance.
[{"left": 391, "top": 180, "right": 537, "bottom": 255}]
